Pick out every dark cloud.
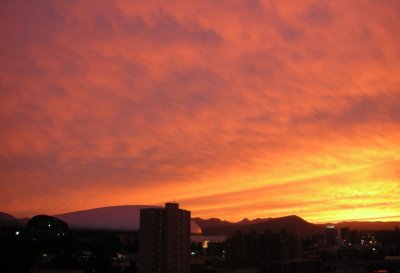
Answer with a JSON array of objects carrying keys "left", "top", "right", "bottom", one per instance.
[{"left": 304, "top": 2, "right": 334, "bottom": 26}]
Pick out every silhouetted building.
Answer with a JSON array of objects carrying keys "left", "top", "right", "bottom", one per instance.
[
  {"left": 139, "top": 203, "right": 191, "bottom": 273},
  {"left": 339, "top": 227, "right": 350, "bottom": 244},
  {"left": 225, "top": 230, "right": 302, "bottom": 268},
  {"left": 348, "top": 229, "right": 361, "bottom": 245},
  {"left": 375, "top": 228, "right": 400, "bottom": 248},
  {"left": 190, "top": 235, "right": 226, "bottom": 258},
  {"left": 325, "top": 225, "right": 338, "bottom": 246}
]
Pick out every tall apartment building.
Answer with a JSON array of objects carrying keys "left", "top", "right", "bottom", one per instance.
[
  {"left": 325, "top": 225, "right": 338, "bottom": 246},
  {"left": 139, "top": 203, "right": 191, "bottom": 273}
]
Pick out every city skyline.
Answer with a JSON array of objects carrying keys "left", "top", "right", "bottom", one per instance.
[{"left": 1, "top": 1, "right": 399, "bottom": 223}]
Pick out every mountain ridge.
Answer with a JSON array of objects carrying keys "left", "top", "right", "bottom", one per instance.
[
  {"left": 1, "top": 207, "right": 399, "bottom": 235},
  {"left": 194, "top": 215, "right": 322, "bottom": 237}
]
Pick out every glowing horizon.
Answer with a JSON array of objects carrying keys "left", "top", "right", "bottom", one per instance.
[{"left": 0, "top": 0, "right": 399, "bottom": 224}]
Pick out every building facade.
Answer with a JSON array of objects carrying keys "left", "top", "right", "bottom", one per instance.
[{"left": 139, "top": 203, "right": 191, "bottom": 273}]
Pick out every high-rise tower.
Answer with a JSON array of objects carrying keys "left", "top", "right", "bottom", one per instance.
[{"left": 139, "top": 203, "right": 191, "bottom": 273}]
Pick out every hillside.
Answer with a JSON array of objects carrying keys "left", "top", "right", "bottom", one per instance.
[
  {"left": 196, "top": 215, "right": 323, "bottom": 237},
  {"left": 54, "top": 205, "right": 159, "bottom": 231},
  {"left": 0, "top": 212, "right": 21, "bottom": 226}
]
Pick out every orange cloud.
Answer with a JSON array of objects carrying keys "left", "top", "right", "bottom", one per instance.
[{"left": 0, "top": 0, "right": 399, "bottom": 222}]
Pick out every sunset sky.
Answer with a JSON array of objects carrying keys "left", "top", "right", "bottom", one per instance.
[{"left": 1, "top": 0, "right": 399, "bottom": 223}]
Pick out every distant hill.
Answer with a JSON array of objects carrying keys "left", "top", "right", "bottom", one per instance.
[
  {"left": 197, "top": 215, "right": 323, "bottom": 237},
  {"left": 191, "top": 217, "right": 233, "bottom": 228},
  {"left": 0, "top": 212, "right": 21, "bottom": 226},
  {"left": 2, "top": 208, "right": 399, "bottom": 235},
  {"left": 193, "top": 216, "right": 400, "bottom": 237},
  {"left": 192, "top": 217, "right": 271, "bottom": 228},
  {"left": 54, "top": 205, "right": 160, "bottom": 231}
]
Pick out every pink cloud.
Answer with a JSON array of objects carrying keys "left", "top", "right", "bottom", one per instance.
[{"left": 0, "top": 0, "right": 399, "bottom": 221}]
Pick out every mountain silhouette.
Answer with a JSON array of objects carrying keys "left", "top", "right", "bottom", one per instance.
[
  {"left": 196, "top": 215, "right": 323, "bottom": 237},
  {"left": 2, "top": 209, "right": 399, "bottom": 236},
  {"left": 0, "top": 212, "right": 20, "bottom": 226},
  {"left": 191, "top": 217, "right": 232, "bottom": 228},
  {"left": 54, "top": 205, "right": 159, "bottom": 231},
  {"left": 191, "top": 217, "right": 270, "bottom": 228}
]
